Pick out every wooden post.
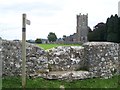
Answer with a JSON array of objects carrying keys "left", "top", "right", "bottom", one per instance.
[{"left": 22, "top": 13, "right": 26, "bottom": 88}]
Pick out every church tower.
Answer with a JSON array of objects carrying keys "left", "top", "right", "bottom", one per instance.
[{"left": 76, "top": 13, "right": 88, "bottom": 43}]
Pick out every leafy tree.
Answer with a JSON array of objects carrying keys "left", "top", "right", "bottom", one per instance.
[
  {"left": 106, "top": 14, "right": 119, "bottom": 42},
  {"left": 35, "top": 38, "right": 42, "bottom": 44},
  {"left": 47, "top": 32, "right": 57, "bottom": 42},
  {"left": 88, "top": 26, "right": 92, "bottom": 32},
  {"left": 88, "top": 22, "right": 107, "bottom": 41},
  {"left": 88, "top": 14, "right": 120, "bottom": 43},
  {"left": 63, "top": 35, "right": 66, "bottom": 41}
]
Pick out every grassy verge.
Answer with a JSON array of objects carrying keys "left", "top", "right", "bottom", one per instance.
[
  {"left": 2, "top": 75, "right": 120, "bottom": 88},
  {"left": 37, "top": 44, "right": 80, "bottom": 50}
]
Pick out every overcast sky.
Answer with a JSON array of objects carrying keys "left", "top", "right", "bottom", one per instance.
[{"left": 0, "top": 0, "right": 119, "bottom": 40}]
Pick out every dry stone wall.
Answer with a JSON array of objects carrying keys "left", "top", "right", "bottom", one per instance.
[
  {"left": 47, "top": 46, "right": 85, "bottom": 71},
  {"left": 119, "top": 43, "right": 120, "bottom": 74},
  {"left": 1, "top": 40, "right": 48, "bottom": 77},
  {"left": 83, "top": 42, "right": 119, "bottom": 78},
  {"left": 1, "top": 39, "right": 120, "bottom": 80}
]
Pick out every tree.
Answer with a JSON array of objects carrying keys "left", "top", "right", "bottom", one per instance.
[
  {"left": 35, "top": 38, "right": 42, "bottom": 44},
  {"left": 88, "top": 22, "right": 107, "bottom": 41},
  {"left": 47, "top": 32, "right": 57, "bottom": 42},
  {"left": 106, "top": 14, "right": 119, "bottom": 42},
  {"left": 88, "top": 14, "right": 120, "bottom": 43},
  {"left": 88, "top": 26, "right": 92, "bottom": 32},
  {"left": 63, "top": 35, "right": 66, "bottom": 41}
]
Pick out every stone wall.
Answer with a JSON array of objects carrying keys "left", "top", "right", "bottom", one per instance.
[
  {"left": 1, "top": 40, "right": 48, "bottom": 77},
  {"left": 1, "top": 39, "right": 120, "bottom": 80},
  {"left": 118, "top": 43, "right": 120, "bottom": 74},
  {"left": 47, "top": 46, "right": 84, "bottom": 71},
  {"left": 83, "top": 42, "right": 119, "bottom": 78}
]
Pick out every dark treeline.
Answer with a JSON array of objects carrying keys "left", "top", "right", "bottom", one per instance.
[{"left": 88, "top": 14, "right": 120, "bottom": 43}]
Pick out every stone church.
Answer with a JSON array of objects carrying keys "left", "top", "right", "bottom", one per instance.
[{"left": 64, "top": 13, "right": 88, "bottom": 44}]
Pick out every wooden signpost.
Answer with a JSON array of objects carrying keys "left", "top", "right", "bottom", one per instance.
[{"left": 22, "top": 13, "right": 30, "bottom": 88}]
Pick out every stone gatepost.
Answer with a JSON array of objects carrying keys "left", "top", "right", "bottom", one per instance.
[{"left": 83, "top": 42, "right": 119, "bottom": 78}]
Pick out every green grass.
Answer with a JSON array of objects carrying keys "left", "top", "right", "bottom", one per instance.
[
  {"left": 37, "top": 44, "right": 80, "bottom": 50},
  {"left": 0, "top": 79, "right": 2, "bottom": 90},
  {"left": 2, "top": 75, "right": 120, "bottom": 88}
]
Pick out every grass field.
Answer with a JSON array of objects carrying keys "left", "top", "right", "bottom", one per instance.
[
  {"left": 2, "top": 75, "right": 120, "bottom": 88},
  {"left": 37, "top": 44, "right": 80, "bottom": 50}
]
